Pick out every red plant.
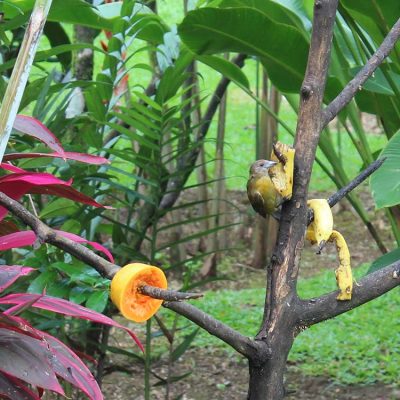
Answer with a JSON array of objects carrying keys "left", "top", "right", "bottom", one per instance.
[
  {"left": 0, "top": 116, "right": 138, "bottom": 398},
  {"left": 0, "top": 265, "right": 141, "bottom": 399},
  {"left": 2, "top": 115, "right": 112, "bottom": 256}
]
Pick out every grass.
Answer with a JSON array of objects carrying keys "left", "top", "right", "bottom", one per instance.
[{"left": 159, "top": 264, "right": 400, "bottom": 385}]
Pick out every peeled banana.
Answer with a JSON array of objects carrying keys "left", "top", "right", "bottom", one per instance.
[
  {"left": 307, "top": 199, "right": 333, "bottom": 253},
  {"left": 269, "top": 142, "right": 295, "bottom": 200},
  {"left": 306, "top": 199, "right": 353, "bottom": 301}
]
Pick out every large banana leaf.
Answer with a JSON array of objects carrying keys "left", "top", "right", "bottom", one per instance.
[
  {"left": 179, "top": 7, "right": 309, "bottom": 93},
  {"left": 370, "top": 130, "right": 400, "bottom": 209}
]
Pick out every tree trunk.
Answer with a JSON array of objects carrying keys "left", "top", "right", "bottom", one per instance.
[
  {"left": 247, "top": 1, "right": 339, "bottom": 398},
  {"left": 247, "top": 318, "right": 295, "bottom": 400},
  {"left": 201, "top": 66, "right": 228, "bottom": 277},
  {"left": 73, "top": 25, "right": 97, "bottom": 81}
]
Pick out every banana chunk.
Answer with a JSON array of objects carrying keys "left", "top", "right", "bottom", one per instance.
[
  {"left": 269, "top": 142, "right": 295, "bottom": 200},
  {"left": 305, "top": 201, "right": 353, "bottom": 301},
  {"left": 307, "top": 199, "right": 333, "bottom": 253}
]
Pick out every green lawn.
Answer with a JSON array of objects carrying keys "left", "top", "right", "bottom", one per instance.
[{"left": 160, "top": 264, "right": 400, "bottom": 385}]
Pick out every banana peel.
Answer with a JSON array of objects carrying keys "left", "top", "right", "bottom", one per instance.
[
  {"left": 269, "top": 142, "right": 295, "bottom": 200},
  {"left": 330, "top": 230, "right": 353, "bottom": 301},
  {"left": 306, "top": 200, "right": 353, "bottom": 301}
]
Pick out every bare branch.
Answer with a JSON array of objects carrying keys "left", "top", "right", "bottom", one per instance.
[
  {"left": 0, "top": 191, "right": 265, "bottom": 356},
  {"left": 322, "top": 17, "right": 400, "bottom": 127},
  {"left": 139, "top": 285, "right": 203, "bottom": 301},
  {"left": 0, "top": 191, "right": 119, "bottom": 279},
  {"left": 163, "top": 300, "right": 269, "bottom": 361},
  {"left": 307, "top": 158, "right": 386, "bottom": 225},
  {"left": 0, "top": 191, "right": 204, "bottom": 303},
  {"left": 298, "top": 261, "right": 400, "bottom": 326}
]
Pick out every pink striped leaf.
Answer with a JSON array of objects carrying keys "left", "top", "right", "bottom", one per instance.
[
  {"left": 0, "top": 230, "right": 114, "bottom": 262},
  {"left": 3, "top": 152, "right": 109, "bottom": 165},
  {"left": 40, "top": 332, "right": 103, "bottom": 400},
  {"left": 0, "top": 310, "right": 103, "bottom": 399},
  {"left": 0, "top": 171, "right": 109, "bottom": 220},
  {"left": 13, "top": 116, "right": 65, "bottom": 156},
  {"left": 0, "top": 328, "right": 65, "bottom": 395},
  {"left": 0, "top": 372, "right": 41, "bottom": 400},
  {"left": 0, "top": 293, "right": 143, "bottom": 351},
  {"left": 0, "top": 266, "right": 35, "bottom": 293}
]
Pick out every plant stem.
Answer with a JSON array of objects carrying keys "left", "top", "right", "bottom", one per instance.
[
  {"left": 144, "top": 319, "right": 152, "bottom": 400},
  {"left": 0, "top": 0, "right": 53, "bottom": 162}
]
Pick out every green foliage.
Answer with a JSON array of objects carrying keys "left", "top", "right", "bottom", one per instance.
[
  {"left": 368, "top": 248, "right": 400, "bottom": 274},
  {"left": 179, "top": 7, "right": 308, "bottom": 92},
  {"left": 370, "top": 130, "right": 400, "bottom": 209}
]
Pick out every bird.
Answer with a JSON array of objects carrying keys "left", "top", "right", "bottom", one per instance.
[{"left": 247, "top": 159, "right": 281, "bottom": 218}]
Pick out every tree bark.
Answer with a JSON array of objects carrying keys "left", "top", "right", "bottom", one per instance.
[
  {"left": 247, "top": 1, "right": 340, "bottom": 397},
  {"left": 73, "top": 25, "right": 97, "bottom": 81}
]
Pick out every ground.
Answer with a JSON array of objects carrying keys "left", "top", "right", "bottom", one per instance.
[{"left": 101, "top": 187, "right": 397, "bottom": 400}]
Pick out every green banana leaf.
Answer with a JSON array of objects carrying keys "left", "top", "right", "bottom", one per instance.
[
  {"left": 179, "top": 7, "right": 309, "bottom": 93},
  {"left": 370, "top": 130, "right": 400, "bottom": 209}
]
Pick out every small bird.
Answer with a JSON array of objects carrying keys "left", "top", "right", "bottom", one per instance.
[{"left": 247, "top": 159, "right": 281, "bottom": 218}]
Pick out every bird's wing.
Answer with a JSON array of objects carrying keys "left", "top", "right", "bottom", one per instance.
[{"left": 247, "top": 181, "right": 267, "bottom": 218}]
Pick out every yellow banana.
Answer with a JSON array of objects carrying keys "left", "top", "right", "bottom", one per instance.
[
  {"left": 269, "top": 142, "right": 295, "bottom": 200},
  {"left": 307, "top": 199, "right": 333, "bottom": 253},
  {"left": 329, "top": 230, "right": 353, "bottom": 301}
]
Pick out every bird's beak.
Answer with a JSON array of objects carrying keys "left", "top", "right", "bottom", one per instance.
[{"left": 264, "top": 160, "right": 278, "bottom": 168}]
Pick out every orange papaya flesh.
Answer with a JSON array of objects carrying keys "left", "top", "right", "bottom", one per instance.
[{"left": 110, "top": 263, "right": 167, "bottom": 323}]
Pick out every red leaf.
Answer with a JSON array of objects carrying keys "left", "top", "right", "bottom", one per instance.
[
  {"left": 0, "top": 171, "right": 109, "bottom": 220},
  {"left": 0, "top": 371, "right": 41, "bottom": 400},
  {"left": 54, "top": 230, "right": 114, "bottom": 262},
  {"left": 13, "top": 116, "right": 65, "bottom": 156},
  {"left": 0, "top": 220, "right": 21, "bottom": 235},
  {"left": 0, "top": 163, "right": 26, "bottom": 173},
  {"left": 0, "top": 328, "right": 64, "bottom": 395},
  {"left": 0, "top": 230, "right": 113, "bottom": 262},
  {"left": 0, "top": 266, "right": 35, "bottom": 293},
  {"left": 0, "top": 294, "right": 143, "bottom": 351},
  {"left": 0, "top": 311, "right": 103, "bottom": 399},
  {"left": 40, "top": 332, "right": 103, "bottom": 400},
  {"left": 3, "top": 152, "right": 109, "bottom": 165}
]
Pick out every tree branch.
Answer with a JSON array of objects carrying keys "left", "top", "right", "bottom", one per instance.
[
  {"left": 139, "top": 285, "right": 203, "bottom": 301},
  {"left": 163, "top": 300, "right": 269, "bottom": 361},
  {"left": 307, "top": 158, "right": 386, "bottom": 224},
  {"left": 0, "top": 192, "right": 203, "bottom": 302},
  {"left": 0, "top": 192, "right": 119, "bottom": 279},
  {"left": 298, "top": 260, "right": 400, "bottom": 326},
  {"left": 322, "top": 17, "right": 400, "bottom": 127},
  {"left": 0, "top": 191, "right": 266, "bottom": 357},
  {"left": 258, "top": 0, "right": 340, "bottom": 341}
]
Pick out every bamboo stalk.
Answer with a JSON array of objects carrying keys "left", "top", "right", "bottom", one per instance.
[{"left": 0, "top": 0, "right": 53, "bottom": 162}]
